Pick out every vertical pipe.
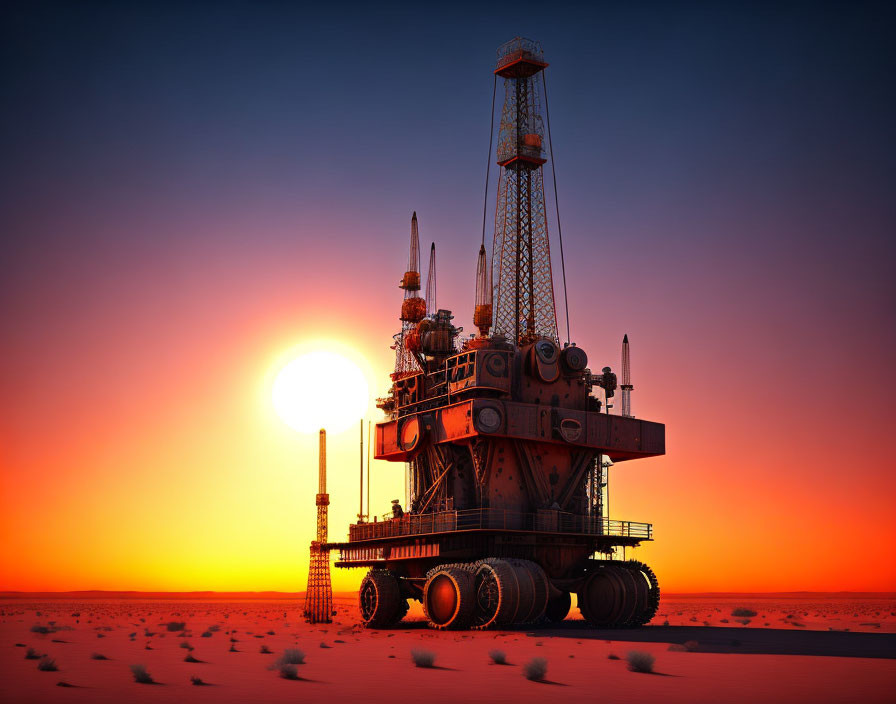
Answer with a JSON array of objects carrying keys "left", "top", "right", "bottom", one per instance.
[
  {"left": 359, "top": 419, "right": 364, "bottom": 521},
  {"left": 366, "top": 420, "right": 371, "bottom": 519},
  {"left": 319, "top": 428, "right": 326, "bottom": 495}
]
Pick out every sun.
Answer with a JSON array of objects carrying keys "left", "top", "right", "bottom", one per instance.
[{"left": 272, "top": 349, "right": 369, "bottom": 434}]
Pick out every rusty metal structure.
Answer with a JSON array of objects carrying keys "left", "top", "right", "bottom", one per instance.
[
  {"left": 328, "top": 38, "right": 665, "bottom": 630},
  {"left": 303, "top": 429, "right": 333, "bottom": 623}
]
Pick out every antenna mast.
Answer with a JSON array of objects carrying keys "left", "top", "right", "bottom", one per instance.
[{"left": 621, "top": 334, "right": 633, "bottom": 418}]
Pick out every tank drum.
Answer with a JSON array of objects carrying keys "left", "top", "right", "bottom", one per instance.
[
  {"left": 422, "top": 328, "right": 454, "bottom": 356},
  {"left": 578, "top": 565, "right": 626, "bottom": 626},
  {"left": 560, "top": 345, "right": 587, "bottom": 372},
  {"left": 544, "top": 591, "right": 571, "bottom": 623}
]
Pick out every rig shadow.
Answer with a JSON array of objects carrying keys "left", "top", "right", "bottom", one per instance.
[{"left": 532, "top": 623, "right": 896, "bottom": 659}]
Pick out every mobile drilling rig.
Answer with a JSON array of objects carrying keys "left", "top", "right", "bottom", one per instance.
[{"left": 327, "top": 38, "right": 665, "bottom": 630}]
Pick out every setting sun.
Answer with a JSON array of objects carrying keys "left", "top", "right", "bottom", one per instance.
[{"left": 271, "top": 349, "right": 369, "bottom": 434}]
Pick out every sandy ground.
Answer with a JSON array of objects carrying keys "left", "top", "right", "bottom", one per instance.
[{"left": 1, "top": 594, "right": 894, "bottom": 704}]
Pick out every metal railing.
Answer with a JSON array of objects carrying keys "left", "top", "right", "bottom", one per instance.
[{"left": 347, "top": 508, "right": 651, "bottom": 542}]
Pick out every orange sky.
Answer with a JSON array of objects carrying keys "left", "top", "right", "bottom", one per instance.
[{"left": 3, "top": 3, "right": 895, "bottom": 594}]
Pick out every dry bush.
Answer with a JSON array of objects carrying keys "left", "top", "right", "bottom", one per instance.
[
  {"left": 166, "top": 622, "right": 186, "bottom": 632},
  {"left": 410, "top": 649, "right": 436, "bottom": 668},
  {"left": 488, "top": 649, "right": 507, "bottom": 665},
  {"left": 91, "top": 653, "right": 108, "bottom": 660},
  {"left": 179, "top": 641, "right": 193, "bottom": 650},
  {"left": 30, "top": 625, "right": 51, "bottom": 634},
  {"left": 731, "top": 608, "right": 757, "bottom": 618},
  {"left": 184, "top": 653, "right": 203, "bottom": 663},
  {"left": 130, "top": 664, "right": 154, "bottom": 684},
  {"left": 25, "top": 647, "right": 42, "bottom": 660},
  {"left": 278, "top": 663, "right": 299, "bottom": 680},
  {"left": 200, "top": 631, "right": 213, "bottom": 638},
  {"left": 626, "top": 651, "right": 655, "bottom": 673},
  {"left": 276, "top": 649, "right": 305, "bottom": 665},
  {"left": 608, "top": 653, "right": 620, "bottom": 660},
  {"left": 37, "top": 656, "right": 58, "bottom": 671},
  {"left": 523, "top": 657, "right": 548, "bottom": 681},
  {"left": 260, "top": 644, "right": 272, "bottom": 654},
  {"left": 190, "top": 676, "right": 207, "bottom": 686}
]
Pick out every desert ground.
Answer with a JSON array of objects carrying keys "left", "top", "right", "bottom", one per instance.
[{"left": 1, "top": 592, "right": 894, "bottom": 704}]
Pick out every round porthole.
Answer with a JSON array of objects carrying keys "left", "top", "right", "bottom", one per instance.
[
  {"left": 476, "top": 407, "right": 502, "bottom": 434},
  {"left": 484, "top": 353, "right": 507, "bottom": 377}
]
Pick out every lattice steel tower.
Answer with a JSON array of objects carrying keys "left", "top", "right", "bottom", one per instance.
[
  {"left": 303, "top": 429, "right": 333, "bottom": 623},
  {"left": 491, "top": 38, "right": 558, "bottom": 345},
  {"left": 392, "top": 213, "right": 425, "bottom": 378}
]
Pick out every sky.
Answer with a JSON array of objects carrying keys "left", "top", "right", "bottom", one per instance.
[{"left": 1, "top": 1, "right": 894, "bottom": 593}]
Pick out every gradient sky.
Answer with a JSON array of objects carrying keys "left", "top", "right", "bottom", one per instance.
[{"left": 2, "top": 1, "right": 894, "bottom": 593}]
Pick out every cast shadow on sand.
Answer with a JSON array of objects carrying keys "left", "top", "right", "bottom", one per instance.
[{"left": 535, "top": 624, "right": 896, "bottom": 659}]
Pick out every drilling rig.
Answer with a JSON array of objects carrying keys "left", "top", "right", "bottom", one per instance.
[{"left": 327, "top": 38, "right": 665, "bottom": 630}]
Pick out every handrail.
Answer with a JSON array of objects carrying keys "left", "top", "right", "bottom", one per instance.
[{"left": 346, "top": 508, "right": 652, "bottom": 543}]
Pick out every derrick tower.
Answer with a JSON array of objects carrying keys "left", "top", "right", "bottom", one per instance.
[
  {"left": 621, "top": 334, "right": 633, "bottom": 418},
  {"left": 392, "top": 213, "right": 425, "bottom": 378},
  {"left": 491, "top": 38, "right": 557, "bottom": 344},
  {"left": 303, "top": 429, "right": 333, "bottom": 623}
]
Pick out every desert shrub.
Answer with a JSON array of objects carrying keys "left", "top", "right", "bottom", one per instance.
[
  {"left": 166, "top": 622, "right": 186, "bottom": 632},
  {"left": 229, "top": 644, "right": 238, "bottom": 652},
  {"left": 410, "top": 649, "right": 436, "bottom": 668},
  {"left": 626, "top": 651, "right": 655, "bottom": 673},
  {"left": 179, "top": 641, "right": 193, "bottom": 650},
  {"left": 130, "top": 664, "right": 154, "bottom": 684},
  {"left": 488, "top": 649, "right": 506, "bottom": 665},
  {"left": 191, "top": 676, "right": 207, "bottom": 686},
  {"left": 735, "top": 618, "right": 751, "bottom": 626},
  {"left": 91, "top": 653, "right": 108, "bottom": 660},
  {"left": 37, "top": 656, "right": 58, "bottom": 671},
  {"left": 720, "top": 618, "right": 729, "bottom": 623},
  {"left": 208, "top": 625, "right": 220, "bottom": 632},
  {"left": 523, "top": 657, "right": 548, "bottom": 681},
  {"left": 31, "top": 625, "right": 51, "bottom": 634},
  {"left": 260, "top": 644, "right": 272, "bottom": 654},
  {"left": 25, "top": 647, "right": 42, "bottom": 659},
  {"left": 184, "top": 654, "right": 202, "bottom": 663},
  {"left": 607, "top": 653, "right": 620, "bottom": 660},
  {"left": 201, "top": 631, "right": 213, "bottom": 638},
  {"left": 267, "top": 630, "right": 275, "bottom": 635},
  {"left": 279, "top": 663, "right": 299, "bottom": 680},
  {"left": 277, "top": 648, "right": 305, "bottom": 665},
  {"left": 731, "top": 608, "right": 757, "bottom": 618}
]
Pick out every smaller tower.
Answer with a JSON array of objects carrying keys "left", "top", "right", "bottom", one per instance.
[
  {"left": 621, "top": 334, "right": 634, "bottom": 418},
  {"left": 473, "top": 244, "right": 492, "bottom": 337},
  {"left": 304, "top": 429, "right": 333, "bottom": 623},
  {"left": 425, "top": 243, "right": 437, "bottom": 317},
  {"left": 393, "top": 213, "right": 426, "bottom": 378}
]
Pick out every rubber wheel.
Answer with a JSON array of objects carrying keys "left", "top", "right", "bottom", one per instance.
[
  {"left": 423, "top": 566, "right": 475, "bottom": 630},
  {"left": 471, "top": 558, "right": 519, "bottom": 629},
  {"left": 544, "top": 591, "right": 571, "bottom": 623},
  {"left": 359, "top": 570, "right": 405, "bottom": 628},
  {"left": 508, "top": 559, "right": 549, "bottom": 624},
  {"left": 624, "top": 560, "right": 660, "bottom": 626},
  {"left": 578, "top": 563, "right": 627, "bottom": 626}
]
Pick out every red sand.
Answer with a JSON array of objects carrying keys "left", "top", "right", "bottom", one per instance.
[{"left": 1, "top": 594, "right": 894, "bottom": 703}]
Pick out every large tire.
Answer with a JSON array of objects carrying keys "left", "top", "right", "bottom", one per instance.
[
  {"left": 508, "top": 559, "right": 549, "bottom": 624},
  {"left": 423, "top": 565, "right": 476, "bottom": 630},
  {"left": 359, "top": 570, "right": 406, "bottom": 628},
  {"left": 624, "top": 560, "right": 660, "bottom": 626},
  {"left": 544, "top": 591, "right": 571, "bottom": 623},
  {"left": 578, "top": 563, "right": 629, "bottom": 627},
  {"left": 471, "top": 558, "right": 519, "bottom": 629}
]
